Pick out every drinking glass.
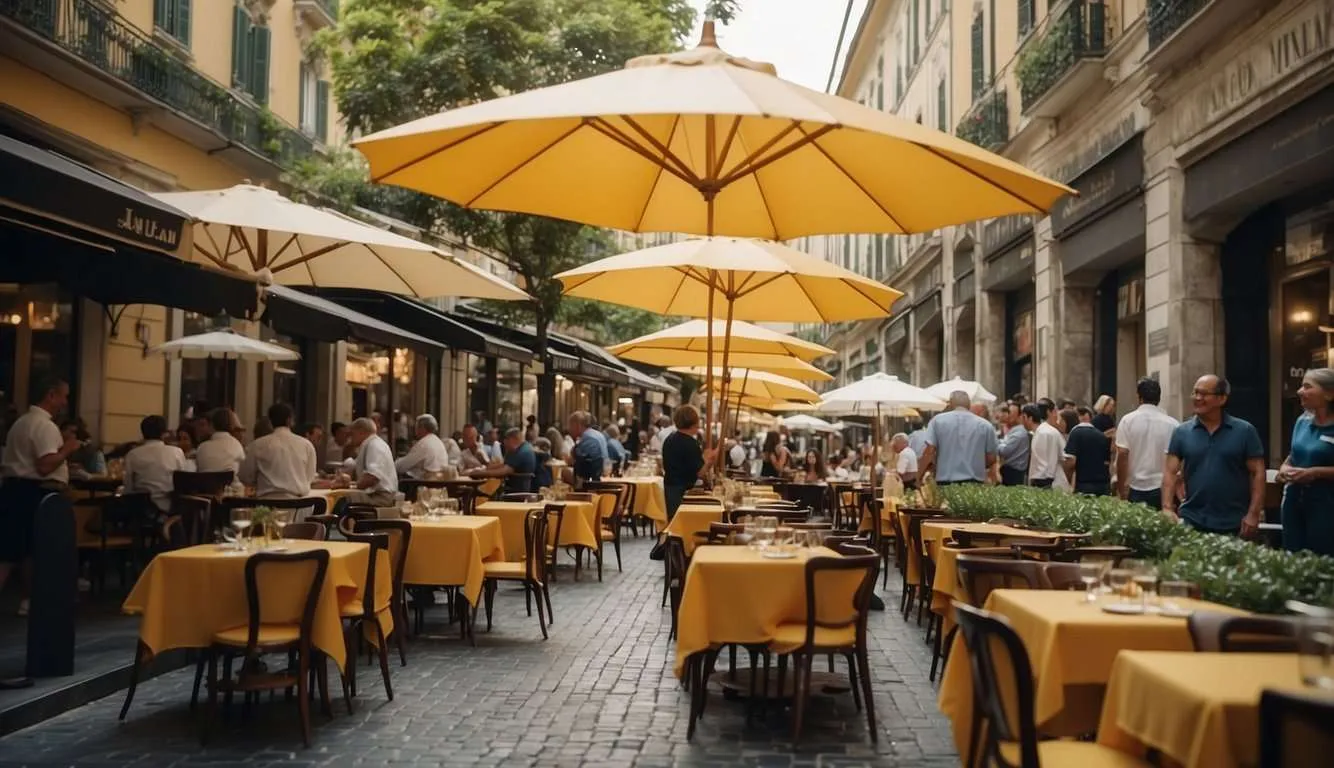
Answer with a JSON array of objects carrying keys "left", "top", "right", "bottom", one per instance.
[
  {"left": 217, "top": 526, "right": 239, "bottom": 552},
  {"left": 1107, "top": 567, "right": 1132, "bottom": 602},
  {"left": 1132, "top": 562, "right": 1160, "bottom": 611},
  {"left": 443, "top": 498, "right": 460, "bottom": 515},
  {"left": 230, "top": 508, "right": 252, "bottom": 549},
  {"left": 271, "top": 509, "right": 292, "bottom": 542},
  {"left": 1159, "top": 581, "right": 1192, "bottom": 614},
  {"left": 400, "top": 501, "right": 415, "bottom": 520},
  {"left": 1078, "top": 561, "right": 1105, "bottom": 603}
]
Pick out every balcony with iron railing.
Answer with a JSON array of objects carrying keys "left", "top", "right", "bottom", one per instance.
[
  {"left": 1015, "top": 0, "right": 1111, "bottom": 118},
  {"left": 1144, "top": 0, "right": 1261, "bottom": 72},
  {"left": 0, "top": 0, "right": 317, "bottom": 171},
  {"left": 955, "top": 86, "right": 1009, "bottom": 151}
]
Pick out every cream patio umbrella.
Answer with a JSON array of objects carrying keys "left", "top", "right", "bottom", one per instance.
[
  {"left": 925, "top": 376, "right": 997, "bottom": 405},
  {"left": 817, "top": 373, "right": 947, "bottom": 460},
  {"left": 352, "top": 22, "right": 1072, "bottom": 240},
  {"left": 676, "top": 367, "right": 820, "bottom": 403},
  {"left": 778, "top": 414, "right": 838, "bottom": 433},
  {"left": 606, "top": 318, "right": 834, "bottom": 382},
  {"left": 148, "top": 329, "right": 300, "bottom": 361},
  {"left": 153, "top": 184, "right": 532, "bottom": 300}
]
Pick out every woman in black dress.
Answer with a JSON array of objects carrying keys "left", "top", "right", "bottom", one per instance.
[
  {"left": 760, "top": 431, "right": 790, "bottom": 478},
  {"left": 662, "top": 405, "right": 714, "bottom": 520}
]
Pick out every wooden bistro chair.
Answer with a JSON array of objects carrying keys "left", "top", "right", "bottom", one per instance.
[
  {"left": 1260, "top": 689, "right": 1334, "bottom": 768},
  {"left": 1187, "top": 612, "right": 1301, "bottom": 653},
  {"left": 340, "top": 530, "right": 395, "bottom": 707},
  {"left": 931, "top": 550, "right": 1040, "bottom": 684},
  {"left": 665, "top": 535, "right": 689, "bottom": 643},
  {"left": 952, "top": 603, "right": 1150, "bottom": 768},
  {"left": 584, "top": 482, "right": 628, "bottom": 579},
  {"left": 78, "top": 491, "right": 153, "bottom": 593},
  {"left": 480, "top": 507, "right": 552, "bottom": 639},
  {"left": 351, "top": 519, "right": 412, "bottom": 667},
  {"left": 200, "top": 550, "right": 331, "bottom": 748},
  {"left": 281, "top": 522, "right": 327, "bottom": 541},
  {"left": 911, "top": 515, "right": 971, "bottom": 627},
  {"left": 863, "top": 498, "right": 894, "bottom": 589},
  {"left": 441, "top": 480, "right": 482, "bottom": 514}
]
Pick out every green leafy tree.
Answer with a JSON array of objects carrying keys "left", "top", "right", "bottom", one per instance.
[{"left": 295, "top": 0, "right": 697, "bottom": 424}]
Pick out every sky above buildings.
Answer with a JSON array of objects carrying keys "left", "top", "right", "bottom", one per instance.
[{"left": 687, "top": 0, "right": 870, "bottom": 92}]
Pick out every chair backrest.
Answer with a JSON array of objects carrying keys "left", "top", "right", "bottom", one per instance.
[
  {"left": 952, "top": 602, "right": 1040, "bottom": 768},
  {"left": 167, "top": 494, "right": 213, "bottom": 547},
  {"left": 954, "top": 552, "right": 1042, "bottom": 608},
  {"left": 788, "top": 521, "right": 834, "bottom": 531},
  {"left": 684, "top": 496, "right": 723, "bottom": 507},
  {"left": 441, "top": 481, "right": 480, "bottom": 513},
  {"left": 665, "top": 535, "right": 688, "bottom": 588},
  {"left": 564, "top": 491, "right": 596, "bottom": 503},
  {"left": 705, "top": 522, "right": 744, "bottom": 544},
  {"left": 755, "top": 499, "right": 800, "bottom": 509},
  {"left": 1053, "top": 545, "right": 1134, "bottom": 567},
  {"left": 831, "top": 542, "right": 877, "bottom": 557},
  {"left": 501, "top": 493, "right": 541, "bottom": 502},
  {"left": 101, "top": 492, "right": 153, "bottom": 541},
  {"left": 524, "top": 507, "right": 553, "bottom": 582},
  {"left": 583, "top": 482, "right": 627, "bottom": 523},
  {"left": 1188, "top": 612, "right": 1301, "bottom": 653},
  {"left": 400, "top": 478, "right": 453, "bottom": 502},
  {"left": 771, "top": 509, "right": 811, "bottom": 525},
  {"left": 241, "top": 550, "right": 330, "bottom": 658},
  {"left": 282, "top": 521, "right": 326, "bottom": 541},
  {"left": 352, "top": 519, "right": 412, "bottom": 595},
  {"left": 1260, "top": 688, "right": 1334, "bottom": 768},
  {"left": 342, "top": 530, "right": 389, "bottom": 617},
  {"left": 823, "top": 533, "right": 872, "bottom": 549},
  {"left": 796, "top": 553, "right": 879, "bottom": 650},
  {"left": 173, "top": 470, "right": 234, "bottom": 497},
  {"left": 1040, "top": 561, "right": 1085, "bottom": 591}
]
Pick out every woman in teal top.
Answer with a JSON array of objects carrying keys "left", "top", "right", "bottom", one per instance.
[{"left": 1278, "top": 368, "right": 1334, "bottom": 556}]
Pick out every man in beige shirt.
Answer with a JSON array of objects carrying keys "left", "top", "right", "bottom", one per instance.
[
  {"left": 194, "top": 408, "right": 245, "bottom": 475},
  {"left": 239, "top": 403, "right": 317, "bottom": 499},
  {"left": 123, "top": 414, "right": 188, "bottom": 514}
]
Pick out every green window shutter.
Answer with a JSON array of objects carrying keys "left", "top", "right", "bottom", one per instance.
[
  {"left": 298, "top": 63, "right": 308, "bottom": 128},
  {"left": 937, "top": 80, "right": 947, "bottom": 131},
  {"left": 231, "top": 5, "right": 250, "bottom": 89},
  {"left": 1018, "top": 0, "right": 1033, "bottom": 37},
  {"left": 316, "top": 80, "right": 329, "bottom": 143},
  {"left": 970, "top": 14, "right": 985, "bottom": 100},
  {"left": 252, "top": 25, "right": 271, "bottom": 104},
  {"left": 154, "top": 0, "right": 168, "bottom": 29},
  {"left": 177, "top": 0, "right": 190, "bottom": 46}
]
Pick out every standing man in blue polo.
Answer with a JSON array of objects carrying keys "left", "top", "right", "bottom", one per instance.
[
  {"left": 920, "top": 391, "right": 998, "bottom": 484},
  {"left": 567, "top": 410, "right": 608, "bottom": 486},
  {"left": 1163, "top": 374, "right": 1266, "bottom": 537}
]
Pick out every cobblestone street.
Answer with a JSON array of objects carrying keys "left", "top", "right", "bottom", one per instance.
[{"left": 0, "top": 538, "right": 957, "bottom": 767}]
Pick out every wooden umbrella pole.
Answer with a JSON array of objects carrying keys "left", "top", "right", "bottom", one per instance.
[
  {"left": 716, "top": 285, "right": 737, "bottom": 471},
  {"left": 704, "top": 269, "right": 716, "bottom": 454}
]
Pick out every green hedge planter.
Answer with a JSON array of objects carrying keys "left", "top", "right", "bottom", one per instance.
[{"left": 938, "top": 485, "right": 1334, "bottom": 614}]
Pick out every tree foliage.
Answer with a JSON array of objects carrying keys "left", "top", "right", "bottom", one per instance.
[{"left": 294, "top": 0, "right": 701, "bottom": 421}]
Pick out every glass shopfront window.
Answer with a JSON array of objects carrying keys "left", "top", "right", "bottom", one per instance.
[
  {"left": 522, "top": 368, "right": 538, "bottom": 430},
  {"left": 1006, "top": 286, "right": 1035, "bottom": 400},
  {"left": 0, "top": 283, "right": 78, "bottom": 444},
  {"left": 180, "top": 312, "right": 234, "bottom": 417},
  {"left": 496, "top": 357, "right": 522, "bottom": 430},
  {"left": 266, "top": 331, "right": 302, "bottom": 417}
]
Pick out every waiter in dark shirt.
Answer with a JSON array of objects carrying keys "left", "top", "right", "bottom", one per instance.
[{"left": 661, "top": 405, "right": 715, "bottom": 521}]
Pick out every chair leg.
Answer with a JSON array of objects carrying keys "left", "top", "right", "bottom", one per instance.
[
  {"left": 776, "top": 654, "right": 787, "bottom": 699},
  {"left": 375, "top": 621, "right": 394, "bottom": 701},
  {"left": 613, "top": 537, "right": 622, "bottom": 572},
  {"left": 483, "top": 581, "right": 495, "bottom": 631},
  {"left": 661, "top": 556, "right": 670, "bottom": 607},
  {"left": 845, "top": 651, "right": 862, "bottom": 712},
  {"left": 542, "top": 581, "right": 553, "bottom": 626},
  {"left": 393, "top": 604, "right": 408, "bottom": 667},
  {"left": 533, "top": 580, "right": 549, "bottom": 640},
  {"left": 857, "top": 648, "right": 877, "bottom": 743},
  {"left": 792, "top": 654, "right": 813, "bottom": 749},
  {"left": 345, "top": 622, "right": 359, "bottom": 699},
  {"left": 120, "top": 641, "right": 147, "bottom": 721},
  {"left": 316, "top": 654, "right": 332, "bottom": 718},
  {"left": 200, "top": 650, "right": 218, "bottom": 745},
  {"left": 524, "top": 580, "right": 532, "bottom": 616},
  {"left": 296, "top": 649, "right": 312, "bottom": 748},
  {"left": 930, "top": 620, "right": 951, "bottom": 683},
  {"left": 596, "top": 542, "right": 604, "bottom": 582}
]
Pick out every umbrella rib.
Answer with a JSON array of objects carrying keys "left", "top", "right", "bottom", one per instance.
[
  {"left": 370, "top": 122, "right": 505, "bottom": 183},
  {"left": 233, "top": 227, "right": 261, "bottom": 272},
  {"left": 800, "top": 127, "right": 908, "bottom": 233},
  {"left": 199, "top": 226, "right": 228, "bottom": 264},
  {"left": 463, "top": 122, "right": 586, "bottom": 208},
  {"left": 718, "top": 123, "right": 839, "bottom": 188},
  {"left": 364, "top": 244, "right": 419, "bottom": 297},
  {"left": 715, "top": 115, "right": 743, "bottom": 176},
  {"left": 916, "top": 145, "right": 1050, "bottom": 213},
  {"left": 587, "top": 118, "right": 698, "bottom": 186},
  {"left": 269, "top": 233, "right": 300, "bottom": 265},
  {"left": 714, "top": 121, "right": 803, "bottom": 183},
  {"left": 614, "top": 116, "right": 702, "bottom": 185},
  {"left": 192, "top": 242, "right": 236, "bottom": 271},
  {"left": 632, "top": 114, "right": 680, "bottom": 233},
  {"left": 841, "top": 278, "right": 898, "bottom": 314},
  {"left": 789, "top": 275, "right": 828, "bottom": 323},
  {"left": 269, "top": 242, "right": 348, "bottom": 274},
  {"left": 661, "top": 267, "right": 695, "bottom": 316}
]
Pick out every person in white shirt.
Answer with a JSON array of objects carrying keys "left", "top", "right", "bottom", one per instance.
[
  {"left": 0, "top": 378, "right": 81, "bottom": 611},
  {"left": 1023, "top": 403, "right": 1065, "bottom": 488},
  {"left": 727, "top": 439, "right": 747, "bottom": 470},
  {"left": 396, "top": 414, "right": 451, "bottom": 480},
  {"left": 482, "top": 427, "right": 505, "bottom": 463},
  {"left": 123, "top": 415, "right": 188, "bottom": 514},
  {"left": 650, "top": 417, "right": 676, "bottom": 452},
  {"left": 890, "top": 432, "right": 919, "bottom": 487},
  {"left": 457, "top": 424, "right": 491, "bottom": 471},
  {"left": 239, "top": 404, "right": 317, "bottom": 500},
  {"left": 332, "top": 417, "right": 398, "bottom": 506},
  {"left": 194, "top": 408, "right": 245, "bottom": 476},
  {"left": 1115, "top": 377, "right": 1180, "bottom": 508}
]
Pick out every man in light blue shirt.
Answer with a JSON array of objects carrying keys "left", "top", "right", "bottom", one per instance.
[
  {"left": 907, "top": 425, "right": 929, "bottom": 459},
  {"left": 568, "top": 410, "right": 608, "bottom": 484},
  {"left": 921, "top": 392, "right": 998, "bottom": 484},
  {"left": 995, "top": 401, "right": 1030, "bottom": 486}
]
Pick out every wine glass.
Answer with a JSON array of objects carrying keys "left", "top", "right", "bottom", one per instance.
[
  {"left": 1078, "top": 561, "right": 1105, "bottom": 603},
  {"left": 1107, "top": 567, "right": 1132, "bottom": 603},
  {"left": 271, "top": 509, "right": 292, "bottom": 543},
  {"left": 230, "top": 508, "right": 252, "bottom": 549},
  {"left": 443, "top": 498, "right": 460, "bottom": 515},
  {"left": 216, "top": 526, "right": 239, "bottom": 552},
  {"left": 1131, "top": 561, "right": 1159, "bottom": 611}
]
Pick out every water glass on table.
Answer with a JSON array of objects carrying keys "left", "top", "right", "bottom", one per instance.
[{"left": 1078, "top": 561, "right": 1106, "bottom": 603}]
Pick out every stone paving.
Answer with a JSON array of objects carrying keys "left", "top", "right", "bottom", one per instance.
[{"left": 0, "top": 537, "right": 958, "bottom": 767}]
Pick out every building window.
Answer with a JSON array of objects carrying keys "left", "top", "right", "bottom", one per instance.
[
  {"left": 970, "top": 13, "right": 985, "bottom": 100},
  {"left": 154, "top": 0, "right": 191, "bottom": 45},
  {"left": 231, "top": 5, "right": 271, "bottom": 104},
  {"left": 937, "top": 79, "right": 947, "bottom": 131},
  {"left": 298, "top": 64, "right": 330, "bottom": 142},
  {"left": 1018, "top": 0, "right": 1036, "bottom": 39}
]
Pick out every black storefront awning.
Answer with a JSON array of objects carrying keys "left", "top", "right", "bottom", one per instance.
[
  {"left": 264, "top": 286, "right": 445, "bottom": 357},
  {"left": 0, "top": 135, "right": 259, "bottom": 317},
  {"left": 451, "top": 309, "right": 631, "bottom": 384},
  {"left": 313, "top": 289, "right": 533, "bottom": 364}
]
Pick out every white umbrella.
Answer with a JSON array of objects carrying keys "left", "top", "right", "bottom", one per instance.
[
  {"left": 926, "top": 376, "right": 997, "bottom": 405},
  {"left": 153, "top": 184, "right": 532, "bottom": 300},
  {"left": 779, "top": 414, "right": 838, "bottom": 433},
  {"left": 148, "top": 329, "right": 300, "bottom": 362},
  {"left": 817, "top": 373, "right": 946, "bottom": 458}
]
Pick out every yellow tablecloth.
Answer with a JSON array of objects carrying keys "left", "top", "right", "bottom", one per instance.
[
  {"left": 1097, "top": 651, "right": 1308, "bottom": 768},
  {"left": 608, "top": 478, "right": 668, "bottom": 529},
  {"left": 938, "top": 589, "right": 1248, "bottom": 753},
  {"left": 123, "top": 540, "right": 391, "bottom": 672},
  {"left": 673, "top": 545, "right": 861, "bottom": 678},
  {"left": 476, "top": 499, "right": 601, "bottom": 559},
  {"left": 857, "top": 496, "right": 898, "bottom": 536},
  {"left": 402, "top": 516, "right": 505, "bottom": 605},
  {"left": 922, "top": 522, "right": 1072, "bottom": 625},
  {"left": 663, "top": 504, "right": 725, "bottom": 555}
]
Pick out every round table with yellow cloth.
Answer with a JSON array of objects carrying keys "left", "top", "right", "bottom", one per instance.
[
  {"left": 1096, "top": 651, "right": 1308, "bottom": 768},
  {"left": 937, "top": 589, "right": 1249, "bottom": 754},
  {"left": 673, "top": 545, "right": 864, "bottom": 678},
  {"left": 402, "top": 516, "right": 506, "bottom": 606},
  {"left": 663, "top": 504, "right": 726, "bottom": 555},
  {"left": 122, "top": 540, "right": 392, "bottom": 673},
  {"left": 857, "top": 496, "right": 898, "bottom": 536},
  {"left": 475, "top": 498, "right": 604, "bottom": 560},
  {"left": 607, "top": 477, "right": 668, "bottom": 529}
]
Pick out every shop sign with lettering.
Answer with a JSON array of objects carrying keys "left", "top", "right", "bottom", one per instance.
[
  {"left": 1174, "top": 0, "right": 1334, "bottom": 145},
  {"left": 1050, "top": 136, "right": 1145, "bottom": 238},
  {"left": 982, "top": 214, "right": 1034, "bottom": 259}
]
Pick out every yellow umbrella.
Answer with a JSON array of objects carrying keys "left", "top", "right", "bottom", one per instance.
[
  {"left": 607, "top": 319, "right": 833, "bottom": 381},
  {"left": 673, "top": 367, "right": 819, "bottom": 403},
  {"left": 353, "top": 23, "right": 1072, "bottom": 240}
]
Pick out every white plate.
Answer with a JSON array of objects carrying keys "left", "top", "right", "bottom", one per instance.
[
  {"left": 1157, "top": 605, "right": 1193, "bottom": 618},
  {"left": 761, "top": 550, "right": 799, "bottom": 560},
  {"left": 266, "top": 546, "right": 289, "bottom": 553},
  {"left": 1101, "top": 603, "right": 1145, "bottom": 615}
]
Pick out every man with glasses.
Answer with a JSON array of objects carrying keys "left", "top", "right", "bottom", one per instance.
[{"left": 1163, "top": 375, "right": 1266, "bottom": 537}]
